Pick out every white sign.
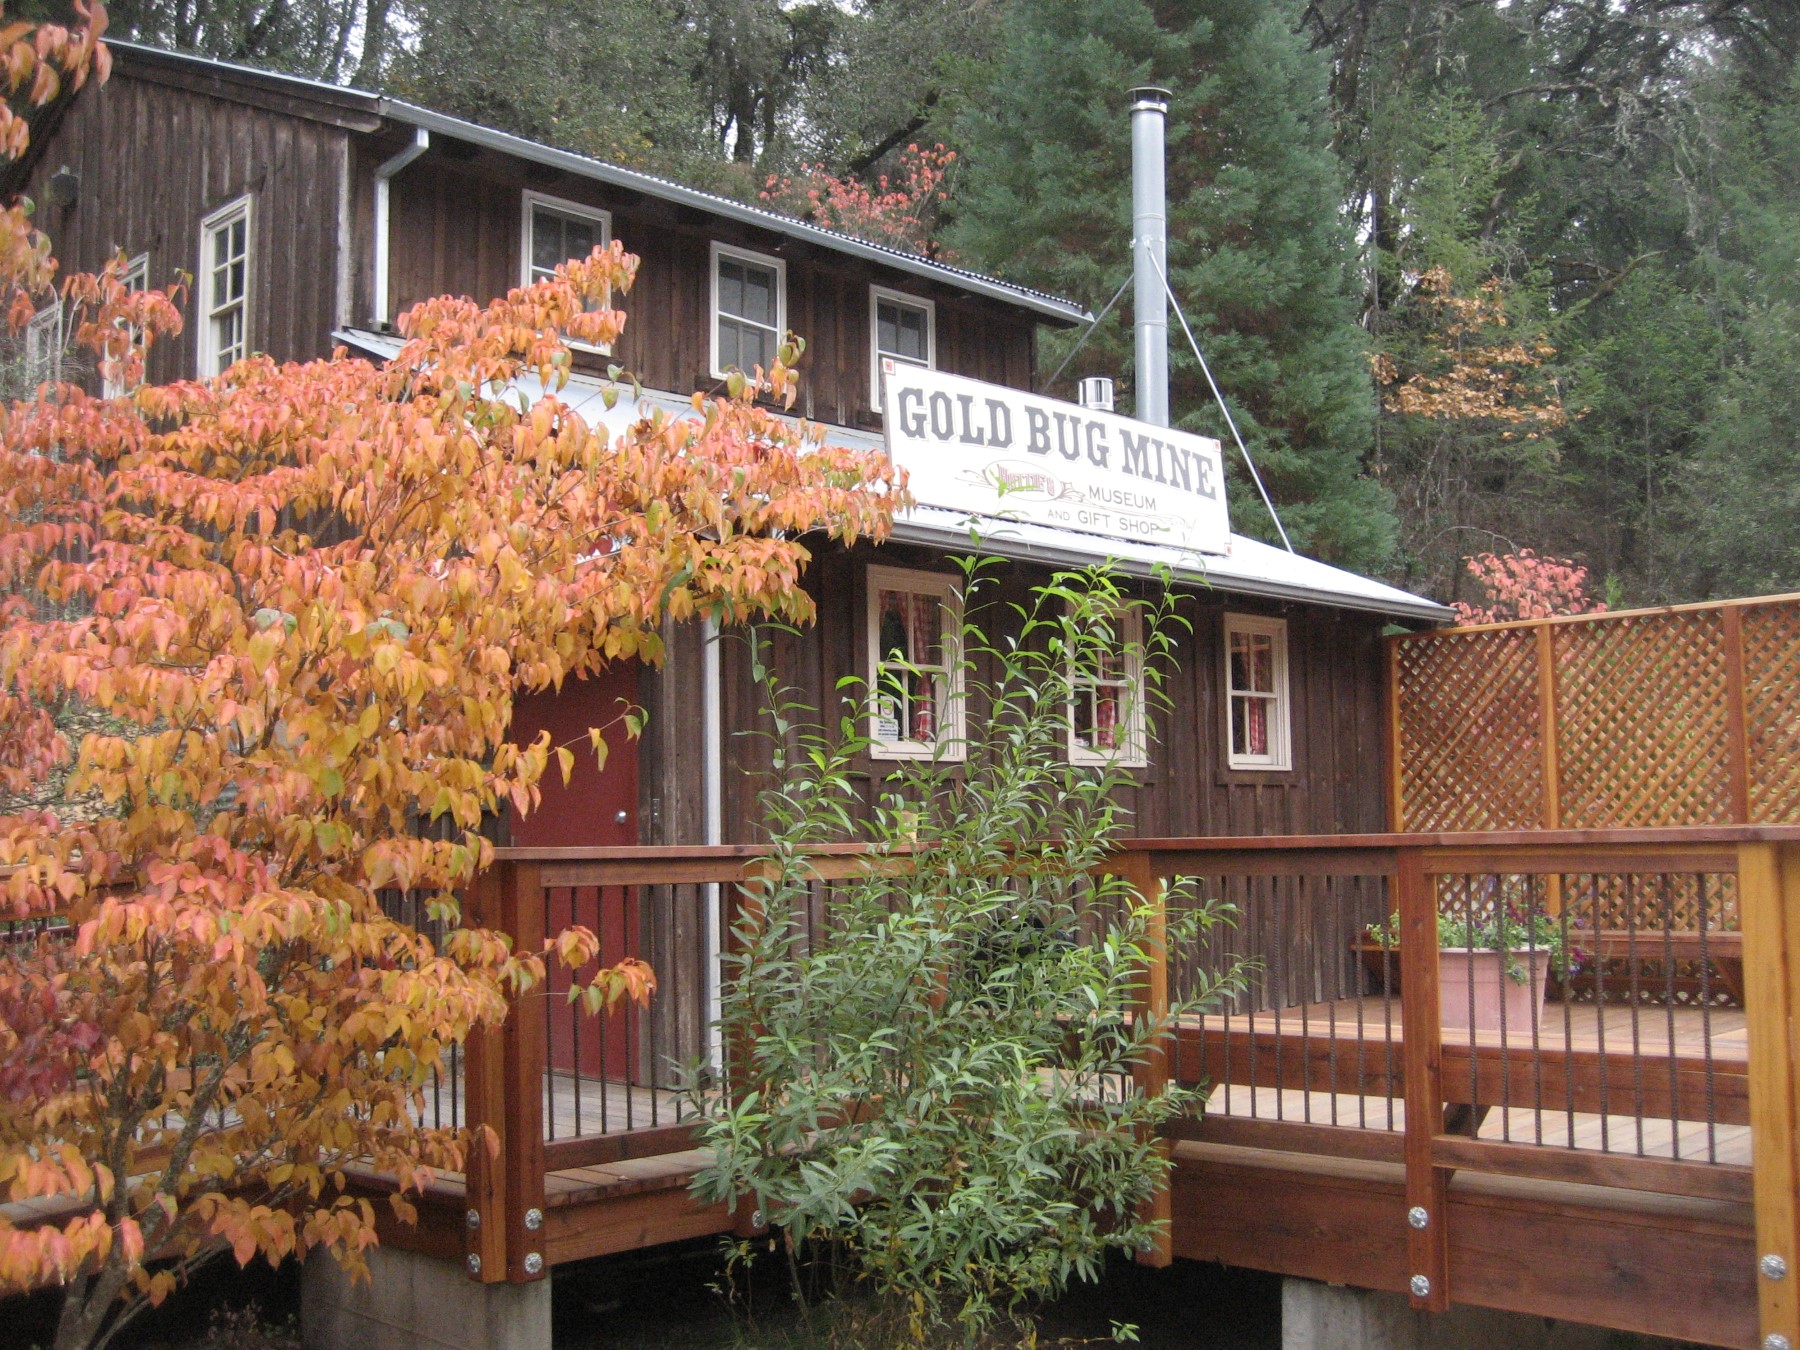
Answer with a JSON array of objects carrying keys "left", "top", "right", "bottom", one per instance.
[{"left": 880, "top": 362, "right": 1231, "bottom": 556}]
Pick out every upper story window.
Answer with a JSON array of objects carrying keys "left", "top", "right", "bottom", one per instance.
[
  {"left": 867, "top": 565, "right": 964, "bottom": 761},
  {"left": 1068, "top": 602, "right": 1147, "bottom": 767},
  {"left": 711, "top": 242, "right": 785, "bottom": 378},
  {"left": 522, "top": 191, "right": 611, "bottom": 286},
  {"left": 870, "top": 286, "right": 934, "bottom": 411},
  {"left": 23, "top": 298, "right": 63, "bottom": 389},
  {"left": 1224, "top": 614, "right": 1291, "bottom": 771},
  {"left": 102, "top": 253, "right": 150, "bottom": 399},
  {"left": 199, "top": 196, "right": 251, "bottom": 378}
]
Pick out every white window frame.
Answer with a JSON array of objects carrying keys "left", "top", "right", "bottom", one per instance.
[
  {"left": 709, "top": 241, "right": 786, "bottom": 380},
  {"left": 23, "top": 298, "right": 63, "bottom": 388},
  {"left": 1066, "top": 600, "right": 1148, "bottom": 768},
  {"left": 1223, "top": 613, "right": 1292, "bottom": 771},
  {"left": 520, "top": 190, "right": 613, "bottom": 352},
  {"left": 869, "top": 285, "right": 935, "bottom": 411},
  {"left": 102, "top": 252, "right": 150, "bottom": 399},
  {"left": 198, "top": 195, "right": 252, "bottom": 378},
  {"left": 866, "top": 564, "right": 965, "bottom": 762}
]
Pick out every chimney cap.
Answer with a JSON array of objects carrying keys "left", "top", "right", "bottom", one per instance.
[{"left": 1129, "top": 86, "right": 1171, "bottom": 112}]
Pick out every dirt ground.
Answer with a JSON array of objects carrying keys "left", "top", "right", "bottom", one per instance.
[{"left": 8, "top": 1242, "right": 1281, "bottom": 1350}]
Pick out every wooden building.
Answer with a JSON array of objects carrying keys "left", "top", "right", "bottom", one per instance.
[
  {"left": 12, "top": 44, "right": 1797, "bottom": 1350},
  {"left": 9, "top": 40, "right": 1449, "bottom": 862}
]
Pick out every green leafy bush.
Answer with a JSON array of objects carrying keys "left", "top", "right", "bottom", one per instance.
[{"left": 689, "top": 562, "right": 1244, "bottom": 1346}]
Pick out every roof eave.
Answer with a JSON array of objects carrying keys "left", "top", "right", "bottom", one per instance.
[
  {"left": 886, "top": 517, "right": 1454, "bottom": 623},
  {"left": 376, "top": 100, "right": 1092, "bottom": 328}
]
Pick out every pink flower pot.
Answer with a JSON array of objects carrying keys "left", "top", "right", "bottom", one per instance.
[{"left": 1437, "top": 948, "right": 1551, "bottom": 1035}]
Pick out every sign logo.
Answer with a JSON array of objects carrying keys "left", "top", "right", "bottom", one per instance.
[{"left": 880, "top": 362, "right": 1230, "bottom": 556}]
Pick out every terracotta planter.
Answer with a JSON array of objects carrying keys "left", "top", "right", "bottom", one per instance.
[{"left": 1437, "top": 948, "right": 1552, "bottom": 1034}]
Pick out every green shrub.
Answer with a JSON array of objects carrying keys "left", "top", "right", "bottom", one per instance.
[{"left": 689, "top": 562, "right": 1244, "bottom": 1347}]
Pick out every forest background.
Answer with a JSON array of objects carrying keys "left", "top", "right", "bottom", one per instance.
[{"left": 43, "top": 0, "right": 1800, "bottom": 608}]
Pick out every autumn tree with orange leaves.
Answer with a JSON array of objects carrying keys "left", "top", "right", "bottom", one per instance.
[
  {"left": 761, "top": 143, "right": 957, "bottom": 257},
  {"left": 0, "top": 11, "right": 898, "bottom": 1349},
  {"left": 1370, "top": 264, "right": 1572, "bottom": 596}
]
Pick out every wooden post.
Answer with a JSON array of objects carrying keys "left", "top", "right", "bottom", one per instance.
[
  {"left": 1384, "top": 637, "right": 1406, "bottom": 833},
  {"left": 1723, "top": 606, "right": 1751, "bottom": 823},
  {"left": 1536, "top": 625, "right": 1565, "bottom": 917},
  {"left": 462, "top": 863, "right": 510, "bottom": 1284},
  {"left": 1120, "top": 849, "right": 1172, "bottom": 1268},
  {"left": 1396, "top": 847, "right": 1450, "bottom": 1312},
  {"left": 499, "top": 861, "right": 547, "bottom": 1282},
  {"left": 1741, "top": 841, "right": 1800, "bottom": 1348},
  {"left": 1535, "top": 624, "right": 1562, "bottom": 831}
]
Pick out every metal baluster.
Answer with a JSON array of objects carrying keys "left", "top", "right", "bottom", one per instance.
[
  {"left": 1627, "top": 874, "right": 1646, "bottom": 1157},
  {"left": 647, "top": 883, "right": 661, "bottom": 1129},
  {"left": 1562, "top": 878, "right": 1577, "bottom": 1153},
  {"left": 1661, "top": 873, "right": 1679, "bottom": 1161},
  {"left": 1497, "top": 874, "right": 1512, "bottom": 1144},
  {"left": 1528, "top": 874, "right": 1546, "bottom": 1147},
  {"left": 1697, "top": 873, "right": 1717, "bottom": 1165},
  {"left": 1326, "top": 875, "right": 1339, "bottom": 1127}
]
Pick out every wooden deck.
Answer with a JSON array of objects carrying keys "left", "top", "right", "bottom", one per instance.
[
  {"left": 417, "top": 1069, "right": 694, "bottom": 1142},
  {"left": 1195, "top": 995, "right": 1747, "bottom": 1062},
  {"left": 371, "top": 832, "right": 1800, "bottom": 1350},
  {"left": 1200, "top": 1087, "right": 1753, "bottom": 1168}
]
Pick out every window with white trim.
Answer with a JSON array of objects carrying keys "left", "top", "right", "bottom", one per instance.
[
  {"left": 1067, "top": 601, "right": 1147, "bottom": 767},
  {"left": 711, "top": 242, "right": 785, "bottom": 378},
  {"left": 199, "top": 197, "right": 251, "bottom": 377},
  {"left": 521, "top": 191, "right": 613, "bottom": 348},
  {"left": 102, "top": 253, "right": 150, "bottom": 399},
  {"left": 23, "top": 299, "right": 63, "bottom": 389},
  {"left": 1224, "top": 614, "right": 1291, "bottom": 770},
  {"left": 867, "top": 565, "right": 964, "bottom": 760},
  {"left": 870, "top": 286, "right": 934, "bottom": 410},
  {"left": 522, "top": 191, "right": 611, "bottom": 286}
]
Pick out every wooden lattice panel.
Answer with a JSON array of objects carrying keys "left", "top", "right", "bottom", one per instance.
[
  {"left": 1744, "top": 602, "right": 1800, "bottom": 821},
  {"left": 1554, "top": 611, "right": 1734, "bottom": 827},
  {"left": 1394, "top": 629, "right": 1542, "bottom": 831}
]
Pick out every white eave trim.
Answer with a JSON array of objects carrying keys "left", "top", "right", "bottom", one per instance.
[
  {"left": 331, "top": 327, "right": 1444, "bottom": 624},
  {"left": 886, "top": 512, "right": 1454, "bottom": 625}
]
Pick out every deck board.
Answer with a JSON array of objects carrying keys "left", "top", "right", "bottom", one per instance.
[
  {"left": 417, "top": 1069, "right": 694, "bottom": 1141},
  {"left": 1199, "top": 1085, "right": 1753, "bottom": 1167},
  {"left": 1194, "top": 996, "right": 1745, "bottom": 1062}
]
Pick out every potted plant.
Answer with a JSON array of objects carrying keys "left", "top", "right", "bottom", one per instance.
[{"left": 1364, "top": 903, "right": 1583, "bottom": 1034}]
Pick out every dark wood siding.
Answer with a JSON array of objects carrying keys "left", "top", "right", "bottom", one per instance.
[
  {"left": 636, "top": 541, "right": 1391, "bottom": 849},
  {"left": 19, "top": 69, "right": 351, "bottom": 382},
  {"left": 362, "top": 144, "right": 1038, "bottom": 422}
]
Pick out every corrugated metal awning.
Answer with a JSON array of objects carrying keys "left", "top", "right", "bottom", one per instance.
[{"left": 334, "top": 328, "right": 1451, "bottom": 625}]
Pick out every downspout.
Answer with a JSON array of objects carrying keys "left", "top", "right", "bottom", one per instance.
[
  {"left": 372, "top": 127, "right": 428, "bottom": 329},
  {"left": 1130, "top": 87, "right": 1171, "bottom": 427},
  {"left": 703, "top": 617, "right": 724, "bottom": 1068}
]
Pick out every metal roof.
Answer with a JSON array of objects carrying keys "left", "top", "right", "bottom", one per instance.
[
  {"left": 108, "top": 41, "right": 1090, "bottom": 326},
  {"left": 334, "top": 328, "right": 1451, "bottom": 624},
  {"left": 889, "top": 506, "right": 1453, "bottom": 623}
]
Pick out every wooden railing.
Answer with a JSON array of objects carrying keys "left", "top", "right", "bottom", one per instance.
[
  {"left": 1387, "top": 593, "right": 1800, "bottom": 831},
  {"left": 452, "top": 843, "right": 875, "bottom": 1284},
  {"left": 1111, "top": 826, "right": 1799, "bottom": 1346},
  {"left": 456, "top": 827, "right": 1800, "bottom": 1348}
]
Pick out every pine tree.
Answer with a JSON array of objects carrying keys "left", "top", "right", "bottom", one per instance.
[{"left": 944, "top": 0, "right": 1395, "bottom": 569}]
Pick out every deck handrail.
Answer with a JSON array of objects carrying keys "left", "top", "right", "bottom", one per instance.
[{"left": 453, "top": 830, "right": 1800, "bottom": 1346}]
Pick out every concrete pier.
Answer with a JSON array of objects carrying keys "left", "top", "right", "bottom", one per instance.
[
  {"left": 302, "top": 1245, "right": 550, "bottom": 1350},
  {"left": 1282, "top": 1279, "right": 1619, "bottom": 1350}
]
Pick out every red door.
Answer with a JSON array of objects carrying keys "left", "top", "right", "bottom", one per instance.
[{"left": 509, "top": 663, "right": 639, "bottom": 1082}]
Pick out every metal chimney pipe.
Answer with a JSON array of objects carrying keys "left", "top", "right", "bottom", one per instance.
[{"left": 1129, "top": 86, "right": 1171, "bottom": 427}]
